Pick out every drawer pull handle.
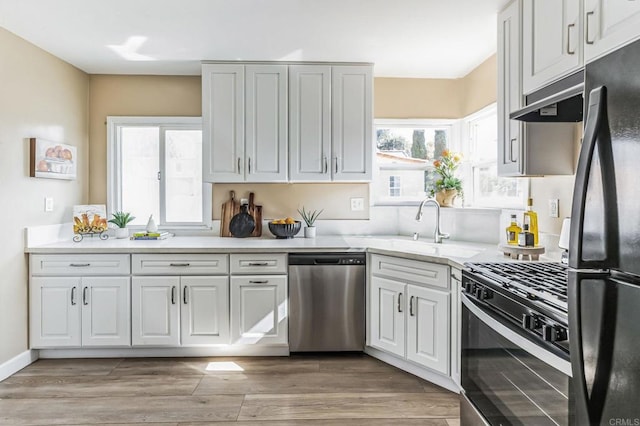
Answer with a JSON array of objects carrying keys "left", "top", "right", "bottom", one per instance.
[
  {"left": 83, "top": 287, "right": 89, "bottom": 305},
  {"left": 71, "top": 286, "right": 77, "bottom": 306},
  {"left": 248, "top": 262, "right": 269, "bottom": 266},
  {"left": 183, "top": 286, "right": 188, "bottom": 304},
  {"left": 249, "top": 280, "right": 269, "bottom": 284},
  {"left": 398, "top": 292, "right": 403, "bottom": 313},
  {"left": 171, "top": 286, "right": 176, "bottom": 305},
  {"left": 586, "top": 11, "right": 595, "bottom": 45},
  {"left": 409, "top": 296, "right": 415, "bottom": 317},
  {"left": 567, "top": 23, "right": 576, "bottom": 54},
  {"left": 324, "top": 156, "right": 328, "bottom": 173},
  {"left": 169, "top": 263, "right": 190, "bottom": 267},
  {"left": 70, "top": 263, "right": 90, "bottom": 267}
]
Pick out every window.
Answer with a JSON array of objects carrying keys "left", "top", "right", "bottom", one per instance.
[
  {"left": 461, "top": 105, "right": 527, "bottom": 208},
  {"left": 374, "top": 120, "right": 456, "bottom": 204},
  {"left": 107, "top": 117, "right": 211, "bottom": 229},
  {"left": 374, "top": 108, "right": 527, "bottom": 208},
  {"left": 389, "top": 176, "right": 401, "bottom": 197}
]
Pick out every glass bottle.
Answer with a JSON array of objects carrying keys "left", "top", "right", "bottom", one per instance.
[
  {"left": 506, "top": 214, "right": 522, "bottom": 245},
  {"left": 523, "top": 198, "right": 539, "bottom": 246}
]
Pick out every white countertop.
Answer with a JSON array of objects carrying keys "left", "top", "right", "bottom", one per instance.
[{"left": 25, "top": 234, "right": 529, "bottom": 268}]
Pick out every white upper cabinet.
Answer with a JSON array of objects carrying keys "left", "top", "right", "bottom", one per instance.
[
  {"left": 202, "top": 64, "right": 244, "bottom": 182},
  {"left": 289, "top": 65, "right": 332, "bottom": 181},
  {"left": 204, "top": 62, "right": 372, "bottom": 183},
  {"left": 498, "top": 1, "right": 524, "bottom": 176},
  {"left": 584, "top": 0, "right": 640, "bottom": 62},
  {"left": 245, "top": 65, "right": 288, "bottom": 182},
  {"left": 523, "top": 0, "right": 582, "bottom": 94},
  {"left": 202, "top": 64, "right": 287, "bottom": 183},
  {"left": 331, "top": 65, "right": 373, "bottom": 181}
]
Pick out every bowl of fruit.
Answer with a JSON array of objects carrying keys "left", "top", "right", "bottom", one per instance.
[{"left": 268, "top": 217, "right": 301, "bottom": 239}]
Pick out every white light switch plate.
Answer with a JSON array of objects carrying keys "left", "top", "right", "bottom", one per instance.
[
  {"left": 350, "top": 197, "right": 364, "bottom": 211},
  {"left": 548, "top": 199, "right": 559, "bottom": 218},
  {"left": 45, "top": 197, "right": 53, "bottom": 212}
]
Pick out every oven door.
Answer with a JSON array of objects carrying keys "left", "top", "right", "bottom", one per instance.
[{"left": 461, "top": 294, "right": 572, "bottom": 426}]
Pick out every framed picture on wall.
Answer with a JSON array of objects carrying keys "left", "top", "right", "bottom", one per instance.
[{"left": 29, "top": 138, "right": 77, "bottom": 180}]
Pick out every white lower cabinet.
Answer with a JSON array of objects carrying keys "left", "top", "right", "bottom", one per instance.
[
  {"left": 369, "top": 255, "right": 450, "bottom": 376},
  {"left": 230, "top": 275, "right": 287, "bottom": 345},
  {"left": 132, "top": 276, "right": 230, "bottom": 347},
  {"left": 30, "top": 276, "right": 130, "bottom": 348}
]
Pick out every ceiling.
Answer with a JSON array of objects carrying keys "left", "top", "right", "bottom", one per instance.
[{"left": 0, "top": 0, "right": 510, "bottom": 78}]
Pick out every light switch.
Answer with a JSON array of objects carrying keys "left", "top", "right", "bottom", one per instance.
[
  {"left": 548, "top": 199, "right": 559, "bottom": 218},
  {"left": 45, "top": 197, "right": 54, "bottom": 212},
  {"left": 350, "top": 197, "right": 365, "bottom": 211}
]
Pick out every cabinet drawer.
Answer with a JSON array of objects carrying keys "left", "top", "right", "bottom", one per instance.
[
  {"left": 230, "top": 253, "right": 287, "bottom": 274},
  {"left": 30, "top": 254, "right": 130, "bottom": 276},
  {"left": 132, "top": 254, "right": 228, "bottom": 275},
  {"left": 370, "top": 254, "right": 449, "bottom": 289}
]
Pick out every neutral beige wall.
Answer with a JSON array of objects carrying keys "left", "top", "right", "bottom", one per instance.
[
  {"left": 374, "top": 77, "right": 463, "bottom": 119},
  {"left": 88, "top": 75, "right": 202, "bottom": 204},
  {"left": 460, "top": 54, "right": 497, "bottom": 116},
  {"left": 0, "top": 28, "right": 89, "bottom": 365}
]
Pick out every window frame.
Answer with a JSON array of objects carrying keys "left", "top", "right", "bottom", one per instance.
[
  {"left": 107, "top": 116, "right": 212, "bottom": 231},
  {"left": 373, "top": 118, "right": 459, "bottom": 206}
]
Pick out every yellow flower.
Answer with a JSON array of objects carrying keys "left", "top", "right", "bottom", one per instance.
[
  {"left": 433, "top": 160, "right": 441, "bottom": 168},
  {"left": 453, "top": 154, "right": 461, "bottom": 162},
  {"left": 442, "top": 149, "right": 450, "bottom": 158}
]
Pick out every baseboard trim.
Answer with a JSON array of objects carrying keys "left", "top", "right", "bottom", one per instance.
[
  {"left": 365, "top": 346, "right": 460, "bottom": 393},
  {"left": 38, "top": 345, "right": 290, "bottom": 359},
  {"left": 0, "top": 349, "right": 39, "bottom": 382}
]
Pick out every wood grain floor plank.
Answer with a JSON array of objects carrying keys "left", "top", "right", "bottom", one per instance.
[
  {"left": 446, "top": 418, "right": 461, "bottom": 426},
  {"left": 0, "top": 375, "right": 202, "bottom": 398},
  {"left": 180, "top": 419, "right": 449, "bottom": 425},
  {"left": 0, "top": 395, "right": 243, "bottom": 425},
  {"left": 317, "top": 354, "right": 402, "bottom": 373},
  {"left": 111, "top": 356, "right": 320, "bottom": 376},
  {"left": 194, "top": 370, "right": 424, "bottom": 395},
  {"left": 12, "top": 358, "right": 123, "bottom": 377},
  {"left": 237, "top": 392, "right": 459, "bottom": 421}
]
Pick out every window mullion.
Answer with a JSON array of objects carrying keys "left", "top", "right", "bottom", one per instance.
[{"left": 159, "top": 126, "right": 167, "bottom": 227}]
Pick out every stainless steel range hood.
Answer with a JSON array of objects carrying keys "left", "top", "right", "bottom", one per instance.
[{"left": 510, "top": 70, "right": 584, "bottom": 122}]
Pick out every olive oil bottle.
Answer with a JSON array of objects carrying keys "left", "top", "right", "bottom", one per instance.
[
  {"left": 523, "top": 198, "right": 539, "bottom": 246},
  {"left": 506, "top": 214, "right": 522, "bottom": 245}
]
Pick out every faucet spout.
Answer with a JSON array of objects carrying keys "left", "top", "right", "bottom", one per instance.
[{"left": 414, "top": 198, "right": 450, "bottom": 244}]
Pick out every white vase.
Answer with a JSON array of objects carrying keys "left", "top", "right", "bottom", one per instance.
[
  {"left": 146, "top": 215, "right": 158, "bottom": 232},
  {"left": 115, "top": 227, "right": 129, "bottom": 239},
  {"left": 304, "top": 226, "right": 316, "bottom": 238}
]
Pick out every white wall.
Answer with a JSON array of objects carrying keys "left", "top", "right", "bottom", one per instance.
[{"left": 0, "top": 28, "right": 89, "bottom": 365}]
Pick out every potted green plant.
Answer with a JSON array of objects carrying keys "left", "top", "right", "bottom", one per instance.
[
  {"left": 431, "top": 150, "right": 463, "bottom": 207},
  {"left": 297, "top": 206, "right": 323, "bottom": 238},
  {"left": 108, "top": 211, "right": 136, "bottom": 239}
]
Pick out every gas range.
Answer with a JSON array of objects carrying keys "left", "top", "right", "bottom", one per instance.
[{"left": 462, "top": 261, "right": 569, "bottom": 353}]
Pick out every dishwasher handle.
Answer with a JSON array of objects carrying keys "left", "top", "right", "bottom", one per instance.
[{"left": 288, "top": 253, "right": 366, "bottom": 266}]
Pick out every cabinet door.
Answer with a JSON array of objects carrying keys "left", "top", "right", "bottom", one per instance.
[
  {"left": 331, "top": 65, "right": 373, "bottom": 181},
  {"left": 202, "top": 64, "right": 244, "bottom": 182},
  {"left": 523, "top": 0, "right": 582, "bottom": 94},
  {"left": 81, "top": 277, "right": 131, "bottom": 347},
  {"left": 132, "top": 277, "right": 180, "bottom": 346},
  {"left": 230, "top": 275, "right": 287, "bottom": 345},
  {"left": 181, "top": 276, "right": 230, "bottom": 345},
  {"left": 406, "top": 285, "right": 450, "bottom": 375},
  {"left": 584, "top": 0, "right": 640, "bottom": 62},
  {"left": 245, "top": 65, "right": 288, "bottom": 182},
  {"left": 30, "top": 277, "right": 81, "bottom": 348},
  {"left": 370, "top": 276, "right": 405, "bottom": 358},
  {"left": 289, "top": 65, "right": 332, "bottom": 182},
  {"left": 498, "top": 1, "right": 524, "bottom": 176}
]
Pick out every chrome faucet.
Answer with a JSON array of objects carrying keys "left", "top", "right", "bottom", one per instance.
[{"left": 415, "top": 198, "right": 450, "bottom": 244}]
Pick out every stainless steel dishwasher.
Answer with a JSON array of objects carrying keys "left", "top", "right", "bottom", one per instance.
[{"left": 288, "top": 252, "right": 365, "bottom": 352}]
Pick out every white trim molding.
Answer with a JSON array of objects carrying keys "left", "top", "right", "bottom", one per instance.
[
  {"left": 0, "top": 350, "right": 38, "bottom": 382},
  {"left": 38, "top": 345, "right": 289, "bottom": 359}
]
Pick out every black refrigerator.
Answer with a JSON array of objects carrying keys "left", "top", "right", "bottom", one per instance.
[{"left": 569, "top": 39, "right": 640, "bottom": 425}]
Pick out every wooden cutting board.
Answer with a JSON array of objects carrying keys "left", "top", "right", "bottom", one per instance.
[
  {"left": 220, "top": 191, "right": 262, "bottom": 237},
  {"left": 220, "top": 190, "right": 240, "bottom": 237}
]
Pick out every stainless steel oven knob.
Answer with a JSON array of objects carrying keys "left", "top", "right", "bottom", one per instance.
[
  {"left": 464, "top": 282, "right": 474, "bottom": 293},
  {"left": 542, "top": 324, "right": 568, "bottom": 342},
  {"left": 522, "top": 314, "right": 541, "bottom": 330}
]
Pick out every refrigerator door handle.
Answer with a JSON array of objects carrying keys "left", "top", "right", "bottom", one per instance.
[{"left": 570, "top": 86, "right": 608, "bottom": 269}]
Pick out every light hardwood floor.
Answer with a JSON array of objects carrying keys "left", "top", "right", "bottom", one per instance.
[{"left": 0, "top": 354, "right": 460, "bottom": 425}]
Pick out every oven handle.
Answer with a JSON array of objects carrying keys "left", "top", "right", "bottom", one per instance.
[{"left": 461, "top": 294, "right": 572, "bottom": 377}]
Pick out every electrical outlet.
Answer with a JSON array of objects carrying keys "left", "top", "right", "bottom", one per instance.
[
  {"left": 549, "top": 199, "right": 559, "bottom": 218},
  {"left": 350, "top": 197, "right": 365, "bottom": 211},
  {"left": 45, "top": 197, "right": 53, "bottom": 212}
]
